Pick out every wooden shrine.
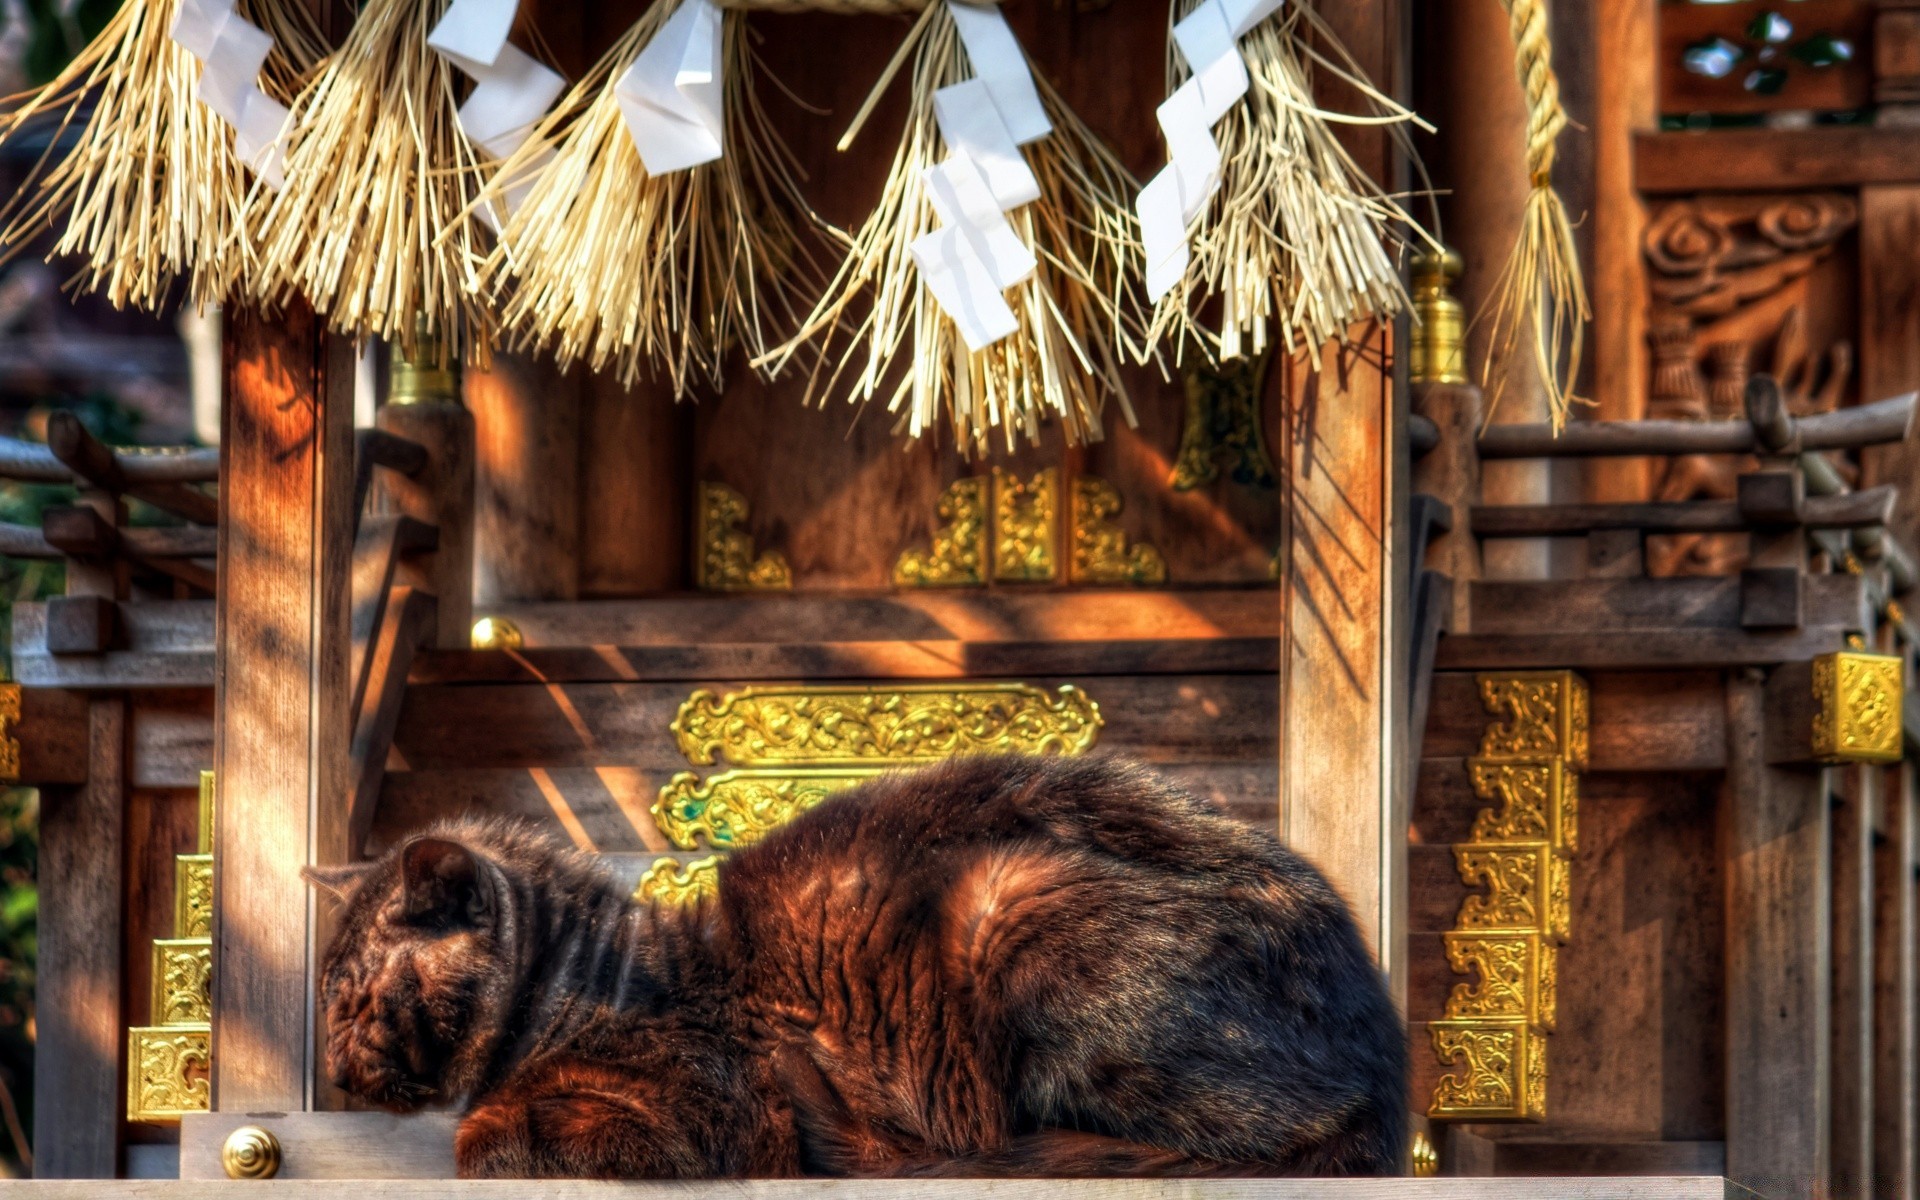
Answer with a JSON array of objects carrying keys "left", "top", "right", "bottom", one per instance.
[{"left": 1, "top": 0, "right": 1919, "bottom": 1198}]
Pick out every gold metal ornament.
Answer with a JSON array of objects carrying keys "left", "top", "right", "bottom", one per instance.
[
  {"left": 894, "top": 477, "right": 990, "bottom": 587},
  {"left": 126, "top": 1027, "right": 211, "bottom": 1123},
  {"left": 673, "top": 684, "right": 1104, "bottom": 768},
  {"left": 1170, "top": 355, "right": 1277, "bottom": 491},
  {"left": 198, "top": 769, "right": 216, "bottom": 855},
  {"left": 131, "top": 772, "right": 219, "bottom": 1122},
  {"left": 1430, "top": 671, "right": 1586, "bottom": 1122},
  {"left": 1070, "top": 478, "right": 1167, "bottom": 586},
  {"left": 634, "top": 856, "right": 719, "bottom": 906},
  {"left": 1809, "top": 650, "right": 1904, "bottom": 764},
  {"left": 221, "top": 1125, "right": 283, "bottom": 1180},
  {"left": 151, "top": 938, "right": 213, "bottom": 1027},
  {"left": 654, "top": 769, "right": 878, "bottom": 852},
  {"left": 1410, "top": 1131, "right": 1440, "bottom": 1177},
  {"left": 992, "top": 469, "right": 1059, "bottom": 582},
  {"left": 470, "top": 616, "right": 525, "bottom": 651},
  {"left": 0, "top": 683, "right": 20, "bottom": 782},
  {"left": 696, "top": 482, "right": 793, "bottom": 592},
  {"left": 1409, "top": 248, "right": 1468, "bottom": 386},
  {"left": 175, "top": 855, "right": 214, "bottom": 940}
]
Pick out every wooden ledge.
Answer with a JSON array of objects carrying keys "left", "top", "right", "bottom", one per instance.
[{"left": 10, "top": 1180, "right": 1746, "bottom": 1198}]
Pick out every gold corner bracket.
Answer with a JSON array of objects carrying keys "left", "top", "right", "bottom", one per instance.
[
  {"left": 894, "top": 477, "right": 990, "bottom": 588},
  {"left": 992, "top": 468, "right": 1059, "bottom": 582},
  {"left": 130, "top": 770, "right": 217, "bottom": 1123},
  {"left": 1429, "top": 671, "right": 1587, "bottom": 1122},
  {"left": 1070, "top": 478, "right": 1166, "bottom": 586},
  {"left": 1811, "top": 650, "right": 1904, "bottom": 764},
  {"left": 696, "top": 482, "right": 792, "bottom": 592}
]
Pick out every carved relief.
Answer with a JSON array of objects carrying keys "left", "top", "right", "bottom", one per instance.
[
  {"left": 152, "top": 939, "right": 212, "bottom": 1027},
  {"left": 992, "top": 469, "right": 1059, "bottom": 582},
  {"left": 127, "top": 1028, "right": 212, "bottom": 1122},
  {"left": 1811, "top": 650, "right": 1905, "bottom": 763},
  {"left": 634, "top": 856, "right": 720, "bottom": 906},
  {"left": 1430, "top": 672, "right": 1587, "bottom": 1123},
  {"left": 175, "top": 855, "right": 213, "bottom": 940},
  {"left": 894, "top": 477, "right": 990, "bottom": 588},
  {"left": 673, "top": 684, "right": 1104, "bottom": 768},
  {"left": 1070, "top": 478, "right": 1167, "bottom": 586},
  {"left": 653, "top": 769, "right": 878, "bottom": 852},
  {"left": 132, "top": 775, "right": 217, "bottom": 1123},
  {"left": 1171, "top": 355, "right": 1277, "bottom": 492},
  {"left": 695, "top": 482, "right": 792, "bottom": 592}
]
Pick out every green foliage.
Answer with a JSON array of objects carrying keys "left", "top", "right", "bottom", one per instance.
[{"left": 17, "top": 0, "right": 122, "bottom": 87}]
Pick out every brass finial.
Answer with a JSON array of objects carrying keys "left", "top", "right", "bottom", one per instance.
[
  {"left": 471, "top": 616, "right": 524, "bottom": 651},
  {"left": 221, "top": 1125, "right": 282, "bottom": 1179},
  {"left": 388, "top": 315, "right": 461, "bottom": 406},
  {"left": 1411, "top": 1130, "right": 1439, "bottom": 1177},
  {"left": 1409, "top": 247, "right": 1467, "bottom": 386}
]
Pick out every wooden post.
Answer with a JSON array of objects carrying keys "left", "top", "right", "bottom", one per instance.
[
  {"left": 32, "top": 697, "right": 124, "bottom": 1177},
  {"left": 375, "top": 345, "right": 474, "bottom": 650},
  {"left": 1725, "top": 667, "right": 1832, "bottom": 1198},
  {"left": 1831, "top": 765, "right": 1876, "bottom": 1197},
  {"left": 1872, "top": 760, "right": 1917, "bottom": 1200},
  {"left": 211, "top": 304, "right": 356, "bottom": 1111},
  {"left": 1412, "top": 381, "right": 1482, "bottom": 632},
  {"left": 469, "top": 354, "right": 579, "bottom": 606},
  {"left": 1859, "top": 186, "right": 1920, "bottom": 559}
]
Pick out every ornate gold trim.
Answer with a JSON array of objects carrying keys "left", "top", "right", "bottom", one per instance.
[
  {"left": 654, "top": 769, "right": 880, "bottom": 852},
  {"left": 197, "top": 769, "right": 215, "bottom": 855},
  {"left": 127, "top": 1026, "right": 211, "bottom": 1122},
  {"left": 151, "top": 938, "right": 212, "bottom": 1027},
  {"left": 0, "top": 683, "right": 19, "bottom": 782},
  {"left": 992, "top": 468, "right": 1059, "bottom": 582},
  {"left": 1429, "top": 671, "right": 1586, "bottom": 1122},
  {"left": 695, "top": 482, "right": 792, "bottom": 592},
  {"left": 672, "top": 684, "right": 1104, "bottom": 768},
  {"left": 894, "top": 477, "right": 990, "bottom": 588},
  {"left": 1070, "top": 477, "right": 1166, "bottom": 586},
  {"left": 634, "top": 856, "right": 719, "bottom": 906},
  {"left": 1810, "top": 650, "right": 1904, "bottom": 764},
  {"left": 1171, "top": 354, "right": 1276, "bottom": 492},
  {"left": 175, "top": 854, "right": 214, "bottom": 941}
]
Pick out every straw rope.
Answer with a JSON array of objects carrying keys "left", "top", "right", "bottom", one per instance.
[{"left": 1481, "top": 0, "right": 1589, "bottom": 430}]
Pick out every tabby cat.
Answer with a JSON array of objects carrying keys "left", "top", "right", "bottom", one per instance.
[{"left": 307, "top": 754, "right": 1406, "bottom": 1178}]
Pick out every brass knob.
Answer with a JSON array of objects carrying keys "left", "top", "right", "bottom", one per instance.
[
  {"left": 471, "top": 616, "right": 524, "bottom": 651},
  {"left": 221, "top": 1125, "right": 282, "bottom": 1180}
]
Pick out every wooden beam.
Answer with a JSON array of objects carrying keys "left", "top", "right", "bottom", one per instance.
[
  {"left": 374, "top": 399, "right": 473, "bottom": 651},
  {"left": 32, "top": 697, "right": 124, "bottom": 1178},
  {"left": 1471, "top": 489, "right": 1896, "bottom": 538},
  {"left": 1638, "top": 127, "right": 1920, "bottom": 194},
  {"left": 348, "top": 587, "right": 436, "bottom": 858},
  {"left": 1859, "top": 187, "right": 1920, "bottom": 580},
  {"left": 46, "top": 411, "right": 219, "bottom": 526},
  {"left": 1479, "top": 393, "right": 1917, "bottom": 460},
  {"left": 1436, "top": 627, "right": 1865, "bottom": 672},
  {"left": 348, "top": 516, "right": 438, "bottom": 719},
  {"left": 1724, "top": 670, "right": 1831, "bottom": 1199},
  {"left": 212, "top": 304, "right": 356, "bottom": 1112},
  {"left": 11, "top": 600, "right": 214, "bottom": 689}
]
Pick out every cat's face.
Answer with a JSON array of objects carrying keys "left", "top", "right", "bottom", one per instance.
[{"left": 309, "top": 838, "right": 510, "bottom": 1111}]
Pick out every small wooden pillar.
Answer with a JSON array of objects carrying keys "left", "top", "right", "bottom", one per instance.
[
  {"left": 210, "top": 304, "right": 357, "bottom": 1111},
  {"left": 376, "top": 333, "right": 474, "bottom": 649}
]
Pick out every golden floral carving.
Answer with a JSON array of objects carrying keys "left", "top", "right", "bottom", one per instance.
[
  {"left": 1432, "top": 672, "right": 1586, "bottom": 1123},
  {"left": 634, "top": 856, "right": 718, "bottom": 906},
  {"left": 1811, "top": 651, "right": 1904, "bottom": 764},
  {"left": 1170, "top": 354, "right": 1277, "bottom": 492},
  {"left": 175, "top": 854, "right": 213, "bottom": 940},
  {"left": 127, "top": 1027, "right": 211, "bottom": 1122},
  {"left": 152, "top": 938, "right": 212, "bottom": 1027},
  {"left": 696, "top": 482, "right": 792, "bottom": 592},
  {"left": 0, "top": 684, "right": 19, "bottom": 782},
  {"left": 992, "top": 469, "right": 1059, "bottom": 582},
  {"left": 894, "top": 477, "right": 989, "bottom": 588},
  {"left": 1070, "top": 478, "right": 1166, "bottom": 586},
  {"left": 673, "top": 684, "right": 1103, "bottom": 769},
  {"left": 653, "top": 769, "right": 878, "bottom": 852}
]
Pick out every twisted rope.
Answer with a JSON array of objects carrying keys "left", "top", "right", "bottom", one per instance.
[{"left": 1482, "top": 0, "right": 1588, "bottom": 431}]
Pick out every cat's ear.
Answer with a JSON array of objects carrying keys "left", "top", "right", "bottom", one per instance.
[
  {"left": 399, "top": 838, "right": 491, "bottom": 926},
  {"left": 301, "top": 862, "right": 373, "bottom": 905}
]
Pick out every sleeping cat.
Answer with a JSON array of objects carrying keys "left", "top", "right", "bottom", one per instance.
[{"left": 307, "top": 754, "right": 1406, "bottom": 1178}]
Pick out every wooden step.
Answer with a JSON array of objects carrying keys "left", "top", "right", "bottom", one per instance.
[{"left": 24, "top": 1179, "right": 1748, "bottom": 1197}]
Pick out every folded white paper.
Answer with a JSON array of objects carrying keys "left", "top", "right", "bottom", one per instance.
[
  {"left": 1156, "top": 79, "right": 1221, "bottom": 223},
  {"left": 616, "top": 0, "right": 725, "bottom": 175},
  {"left": 170, "top": 0, "right": 235, "bottom": 61},
  {"left": 234, "top": 91, "right": 290, "bottom": 189},
  {"left": 947, "top": 1, "right": 1051, "bottom": 145},
  {"left": 1137, "top": 167, "right": 1190, "bottom": 302},
  {"left": 196, "top": 14, "right": 274, "bottom": 128},
  {"left": 932, "top": 80, "right": 1039, "bottom": 210},
  {"left": 912, "top": 226, "right": 1020, "bottom": 352},
  {"left": 427, "top": 0, "right": 519, "bottom": 74},
  {"left": 924, "top": 153, "right": 1036, "bottom": 289},
  {"left": 459, "top": 41, "right": 566, "bottom": 160},
  {"left": 1218, "top": 0, "right": 1286, "bottom": 38},
  {"left": 1172, "top": 0, "right": 1249, "bottom": 124}
]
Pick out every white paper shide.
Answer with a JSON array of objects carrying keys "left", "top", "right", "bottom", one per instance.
[
  {"left": 428, "top": 0, "right": 568, "bottom": 228},
  {"left": 170, "top": 0, "right": 293, "bottom": 188},
  {"left": 617, "top": 0, "right": 727, "bottom": 176},
  {"left": 912, "top": 1, "right": 1053, "bottom": 353}
]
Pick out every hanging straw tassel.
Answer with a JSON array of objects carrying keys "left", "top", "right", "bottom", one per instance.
[
  {"left": 475, "top": 5, "right": 824, "bottom": 399},
  {"left": 756, "top": 1, "right": 1150, "bottom": 457},
  {"left": 1148, "top": 0, "right": 1425, "bottom": 367},
  {"left": 0, "top": 0, "right": 323, "bottom": 312},
  {"left": 1481, "top": 0, "right": 1589, "bottom": 430},
  {"left": 247, "top": 0, "right": 495, "bottom": 365}
]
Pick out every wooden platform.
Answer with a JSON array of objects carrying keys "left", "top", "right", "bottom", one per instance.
[{"left": 7, "top": 1178, "right": 1749, "bottom": 1198}]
